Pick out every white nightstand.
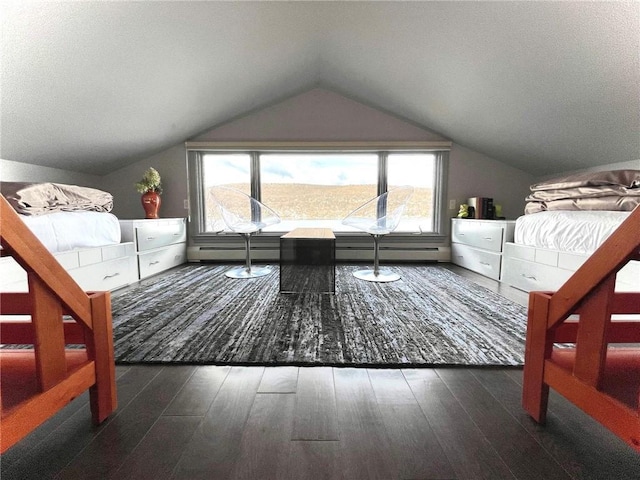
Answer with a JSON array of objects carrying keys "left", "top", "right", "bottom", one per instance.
[
  {"left": 119, "top": 218, "right": 187, "bottom": 279},
  {"left": 450, "top": 218, "right": 515, "bottom": 280}
]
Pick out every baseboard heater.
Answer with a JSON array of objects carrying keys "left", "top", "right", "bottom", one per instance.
[{"left": 188, "top": 246, "right": 451, "bottom": 263}]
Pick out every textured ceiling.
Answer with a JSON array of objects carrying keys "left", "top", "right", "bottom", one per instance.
[{"left": 2, "top": 1, "right": 638, "bottom": 176}]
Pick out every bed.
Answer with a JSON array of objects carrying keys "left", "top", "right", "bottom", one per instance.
[
  {"left": 19, "top": 210, "right": 121, "bottom": 253},
  {"left": 501, "top": 169, "right": 640, "bottom": 293},
  {"left": 0, "top": 182, "right": 137, "bottom": 293}
]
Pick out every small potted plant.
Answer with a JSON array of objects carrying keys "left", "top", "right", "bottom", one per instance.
[{"left": 135, "top": 167, "right": 162, "bottom": 218}]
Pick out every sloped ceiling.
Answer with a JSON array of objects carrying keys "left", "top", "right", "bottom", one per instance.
[{"left": 2, "top": 1, "right": 638, "bottom": 176}]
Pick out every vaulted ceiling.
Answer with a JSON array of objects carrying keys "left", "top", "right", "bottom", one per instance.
[{"left": 2, "top": 1, "right": 638, "bottom": 176}]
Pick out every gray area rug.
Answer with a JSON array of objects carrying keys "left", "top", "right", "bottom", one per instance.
[{"left": 111, "top": 264, "right": 528, "bottom": 366}]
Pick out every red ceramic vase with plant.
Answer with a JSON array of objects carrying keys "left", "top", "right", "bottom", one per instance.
[
  {"left": 141, "top": 190, "right": 161, "bottom": 219},
  {"left": 136, "top": 167, "right": 163, "bottom": 219}
]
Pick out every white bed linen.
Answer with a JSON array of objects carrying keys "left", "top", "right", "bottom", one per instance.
[
  {"left": 20, "top": 211, "right": 121, "bottom": 253},
  {"left": 514, "top": 210, "right": 630, "bottom": 255}
]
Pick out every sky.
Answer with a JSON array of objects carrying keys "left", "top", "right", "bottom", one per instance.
[{"left": 204, "top": 153, "right": 435, "bottom": 187}]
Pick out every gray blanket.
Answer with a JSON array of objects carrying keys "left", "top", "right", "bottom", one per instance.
[
  {"left": 525, "top": 169, "right": 640, "bottom": 214},
  {"left": 1, "top": 182, "right": 113, "bottom": 216}
]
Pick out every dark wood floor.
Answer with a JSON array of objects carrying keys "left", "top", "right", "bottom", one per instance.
[{"left": 2, "top": 266, "right": 639, "bottom": 479}]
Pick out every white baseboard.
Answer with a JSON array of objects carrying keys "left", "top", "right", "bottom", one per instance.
[{"left": 188, "top": 245, "right": 451, "bottom": 263}]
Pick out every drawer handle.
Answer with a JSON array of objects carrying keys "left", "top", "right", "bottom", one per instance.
[
  {"left": 483, "top": 237, "right": 493, "bottom": 241},
  {"left": 479, "top": 262, "right": 491, "bottom": 266},
  {"left": 173, "top": 233, "right": 181, "bottom": 236},
  {"left": 146, "top": 236, "right": 156, "bottom": 240},
  {"left": 521, "top": 274, "right": 537, "bottom": 281},
  {"left": 149, "top": 260, "right": 160, "bottom": 266},
  {"left": 103, "top": 273, "right": 120, "bottom": 279}
]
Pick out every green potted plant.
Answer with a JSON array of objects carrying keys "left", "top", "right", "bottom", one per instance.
[{"left": 135, "top": 167, "right": 162, "bottom": 218}]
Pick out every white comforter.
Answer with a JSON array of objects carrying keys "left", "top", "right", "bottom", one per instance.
[
  {"left": 20, "top": 211, "right": 121, "bottom": 253},
  {"left": 514, "top": 210, "right": 630, "bottom": 255}
]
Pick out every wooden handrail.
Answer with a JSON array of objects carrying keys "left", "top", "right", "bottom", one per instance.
[
  {"left": 0, "top": 194, "right": 117, "bottom": 452},
  {"left": 0, "top": 195, "right": 92, "bottom": 328},
  {"left": 523, "top": 205, "right": 640, "bottom": 452}
]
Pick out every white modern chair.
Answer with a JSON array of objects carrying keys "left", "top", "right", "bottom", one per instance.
[
  {"left": 210, "top": 186, "right": 281, "bottom": 278},
  {"left": 342, "top": 186, "right": 414, "bottom": 282}
]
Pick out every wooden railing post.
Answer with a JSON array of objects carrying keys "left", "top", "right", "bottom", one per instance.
[
  {"left": 522, "top": 292, "right": 553, "bottom": 423},
  {"left": 29, "top": 274, "right": 67, "bottom": 390},
  {"left": 87, "top": 292, "right": 118, "bottom": 424},
  {"left": 573, "top": 275, "right": 615, "bottom": 386}
]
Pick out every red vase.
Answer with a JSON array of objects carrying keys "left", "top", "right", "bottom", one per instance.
[{"left": 141, "top": 191, "right": 161, "bottom": 219}]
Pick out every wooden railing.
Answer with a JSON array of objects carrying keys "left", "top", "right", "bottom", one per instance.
[
  {"left": 522, "top": 206, "right": 640, "bottom": 452},
  {"left": 0, "top": 194, "right": 117, "bottom": 453}
]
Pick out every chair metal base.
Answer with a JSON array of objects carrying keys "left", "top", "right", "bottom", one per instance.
[
  {"left": 225, "top": 265, "right": 273, "bottom": 279},
  {"left": 353, "top": 268, "right": 401, "bottom": 283}
]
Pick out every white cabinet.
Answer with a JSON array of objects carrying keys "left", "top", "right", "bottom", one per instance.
[
  {"left": 119, "top": 218, "right": 187, "bottom": 280},
  {"left": 68, "top": 250, "right": 137, "bottom": 291},
  {"left": 450, "top": 218, "right": 515, "bottom": 280},
  {"left": 0, "top": 242, "right": 137, "bottom": 292},
  {"left": 501, "top": 242, "right": 640, "bottom": 293},
  {"left": 501, "top": 244, "right": 576, "bottom": 292}
]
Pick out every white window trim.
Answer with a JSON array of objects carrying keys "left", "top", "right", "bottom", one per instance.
[
  {"left": 186, "top": 144, "right": 450, "bottom": 250},
  {"left": 185, "top": 141, "right": 452, "bottom": 150}
]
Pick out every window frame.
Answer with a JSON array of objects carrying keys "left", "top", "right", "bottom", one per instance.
[{"left": 186, "top": 142, "right": 450, "bottom": 246}]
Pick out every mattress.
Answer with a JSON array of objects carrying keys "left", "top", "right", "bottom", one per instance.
[
  {"left": 514, "top": 210, "right": 630, "bottom": 255},
  {"left": 20, "top": 211, "right": 121, "bottom": 253}
]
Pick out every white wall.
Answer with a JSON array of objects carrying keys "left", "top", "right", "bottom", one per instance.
[
  {"left": 534, "top": 159, "right": 640, "bottom": 182},
  {"left": 448, "top": 144, "right": 534, "bottom": 220},
  {"left": 103, "top": 88, "right": 534, "bottom": 221},
  {"left": 193, "top": 88, "right": 447, "bottom": 142},
  {"left": 101, "top": 145, "right": 189, "bottom": 220},
  {"left": 0, "top": 158, "right": 100, "bottom": 186}
]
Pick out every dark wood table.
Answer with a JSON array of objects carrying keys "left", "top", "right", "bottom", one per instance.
[{"left": 279, "top": 228, "right": 335, "bottom": 293}]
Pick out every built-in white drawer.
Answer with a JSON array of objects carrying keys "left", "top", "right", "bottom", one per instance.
[
  {"left": 1, "top": 244, "right": 136, "bottom": 292},
  {"left": 136, "top": 222, "right": 187, "bottom": 252},
  {"left": 138, "top": 243, "right": 187, "bottom": 279},
  {"left": 78, "top": 248, "right": 102, "bottom": 267},
  {"left": 0, "top": 279, "right": 28, "bottom": 293},
  {"left": 102, "top": 242, "right": 134, "bottom": 262},
  {"left": 617, "top": 261, "right": 640, "bottom": 292},
  {"left": 504, "top": 242, "right": 589, "bottom": 272},
  {"left": 55, "top": 243, "right": 134, "bottom": 270},
  {"left": 69, "top": 255, "right": 137, "bottom": 292},
  {"left": 558, "top": 251, "right": 588, "bottom": 271},
  {"left": 54, "top": 250, "right": 81, "bottom": 270},
  {"left": 534, "top": 248, "right": 558, "bottom": 267},
  {"left": 0, "top": 257, "right": 27, "bottom": 290},
  {"left": 452, "top": 222, "right": 504, "bottom": 253},
  {"left": 504, "top": 242, "right": 535, "bottom": 262},
  {"left": 501, "top": 256, "right": 574, "bottom": 293},
  {"left": 451, "top": 243, "right": 502, "bottom": 280}
]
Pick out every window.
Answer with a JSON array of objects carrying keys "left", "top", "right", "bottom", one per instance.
[
  {"left": 189, "top": 147, "right": 448, "bottom": 237},
  {"left": 387, "top": 153, "right": 436, "bottom": 233},
  {"left": 260, "top": 153, "right": 378, "bottom": 231},
  {"left": 201, "top": 153, "right": 251, "bottom": 232}
]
